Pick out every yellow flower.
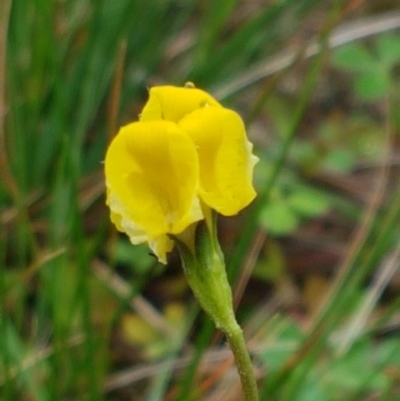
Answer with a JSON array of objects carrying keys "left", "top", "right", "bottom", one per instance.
[
  {"left": 140, "top": 85, "right": 222, "bottom": 122},
  {"left": 179, "top": 107, "right": 258, "bottom": 216},
  {"left": 105, "top": 84, "right": 258, "bottom": 263},
  {"left": 105, "top": 121, "right": 202, "bottom": 263}
]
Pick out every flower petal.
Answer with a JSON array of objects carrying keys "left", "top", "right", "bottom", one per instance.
[
  {"left": 140, "top": 86, "right": 222, "bottom": 123},
  {"left": 105, "top": 120, "right": 203, "bottom": 259},
  {"left": 107, "top": 189, "right": 148, "bottom": 243},
  {"left": 148, "top": 236, "right": 175, "bottom": 264},
  {"left": 107, "top": 190, "right": 174, "bottom": 264},
  {"left": 179, "top": 107, "right": 258, "bottom": 216}
]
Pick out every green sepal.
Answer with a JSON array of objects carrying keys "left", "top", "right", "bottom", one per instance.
[
  {"left": 174, "top": 218, "right": 236, "bottom": 331},
  {"left": 171, "top": 234, "right": 195, "bottom": 272},
  {"left": 174, "top": 217, "right": 259, "bottom": 400}
]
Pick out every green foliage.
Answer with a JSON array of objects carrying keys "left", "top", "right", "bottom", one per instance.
[
  {"left": 333, "top": 33, "right": 400, "bottom": 100},
  {"left": 2, "top": 1, "right": 400, "bottom": 401},
  {"left": 257, "top": 315, "right": 304, "bottom": 370},
  {"left": 259, "top": 185, "right": 331, "bottom": 236},
  {"left": 114, "top": 239, "right": 157, "bottom": 275}
]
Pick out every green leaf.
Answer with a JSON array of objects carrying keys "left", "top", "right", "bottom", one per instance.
[
  {"left": 327, "top": 339, "right": 389, "bottom": 392},
  {"left": 257, "top": 316, "right": 303, "bottom": 371},
  {"left": 115, "top": 239, "right": 155, "bottom": 274},
  {"left": 376, "top": 34, "right": 400, "bottom": 67},
  {"left": 287, "top": 188, "right": 330, "bottom": 217},
  {"left": 332, "top": 44, "right": 375, "bottom": 71},
  {"left": 266, "top": 97, "right": 293, "bottom": 139},
  {"left": 253, "top": 239, "right": 285, "bottom": 281},
  {"left": 259, "top": 201, "right": 299, "bottom": 236},
  {"left": 296, "top": 377, "right": 329, "bottom": 401},
  {"left": 354, "top": 71, "right": 390, "bottom": 100},
  {"left": 324, "top": 147, "right": 355, "bottom": 173}
]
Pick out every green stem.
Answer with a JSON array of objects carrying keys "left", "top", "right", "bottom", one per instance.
[
  {"left": 173, "top": 216, "right": 259, "bottom": 401},
  {"left": 224, "top": 322, "right": 259, "bottom": 401}
]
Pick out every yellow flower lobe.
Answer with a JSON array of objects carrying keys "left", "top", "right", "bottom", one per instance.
[
  {"left": 105, "top": 120, "right": 203, "bottom": 262},
  {"left": 140, "top": 85, "right": 222, "bottom": 123},
  {"left": 179, "top": 107, "right": 258, "bottom": 216}
]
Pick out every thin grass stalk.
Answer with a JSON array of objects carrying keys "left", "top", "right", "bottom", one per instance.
[
  {"left": 226, "top": 15, "right": 327, "bottom": 285},
  {"left": 0, "top": 1, "right": 13, "bottom": 397},
  {"left": 260, "top": 54, "right": 395, "bottom": 401},
  {"left": 174, "top": 318, "right": 215, "bottom": 401}
]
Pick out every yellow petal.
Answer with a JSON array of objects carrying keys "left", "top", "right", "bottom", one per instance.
[
  {"left": 107, "top": 189, "right": 148, "bottom": 243},
  {"left": 140, "top": 85, "right": 222, "bottom": 123},
  {"left": 148, "top": 235, "right": 175, "bottom": 264},
  {"left": 107, "top": 190, "right": 174, "bottom": 263},
  {"left": 179, "top": 107, "right": 258, "bottom": 216},
  {"left": 105, "top": 120, "right": 203, "bottom": 261}
]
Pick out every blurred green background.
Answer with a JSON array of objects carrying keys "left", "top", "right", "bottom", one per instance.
[{"left": 2, "top": 0, "right": 400, "bottom": 400}]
